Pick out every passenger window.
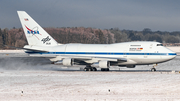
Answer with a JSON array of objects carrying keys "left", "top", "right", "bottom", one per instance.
[{"left": 157, "top": 44, "right": 163, "bottom": 46}]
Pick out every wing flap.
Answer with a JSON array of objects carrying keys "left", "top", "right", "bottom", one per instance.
[
  {"left": 75, "top": 56, "right": 127, "bottom": 62},
  {"left": 50, "top": 55, "right": 127, "bottom": 62}
]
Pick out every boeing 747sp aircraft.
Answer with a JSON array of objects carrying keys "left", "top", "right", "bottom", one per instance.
[{"left": 17, "top": 11, "right": 176, "bottom": 71}]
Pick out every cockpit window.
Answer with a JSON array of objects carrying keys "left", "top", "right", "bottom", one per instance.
[{"left": 157, "top": 44, "right": 163, "bottom": 46}]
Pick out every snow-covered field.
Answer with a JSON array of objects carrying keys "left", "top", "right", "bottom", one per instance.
[
  {"left": 0, "top": 71, "right": 180, "bottom": 101},
  {"left": 0, "top": 56, "right": 180, "bottom": 100}
]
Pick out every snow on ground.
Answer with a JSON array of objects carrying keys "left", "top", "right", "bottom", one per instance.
[
  {"left": 0, "top": 55, "right": 180, "bottom": 100},
  {"left": 0, "top": 71, "right": 180, "bottom": 100}
]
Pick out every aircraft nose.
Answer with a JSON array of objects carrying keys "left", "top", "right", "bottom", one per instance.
[{"left": 168, "top": 52, "right": 176, "bottom": 59}]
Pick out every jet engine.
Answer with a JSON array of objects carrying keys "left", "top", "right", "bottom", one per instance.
[
  {"left": 62, "top": 58, "right": 73, "bottom": 66},
  {"left": 54, "top": 58, "right": 73, "bottom": 66},
  {"left": 99, "top": 60, "right": 110, "bottom": 68}
]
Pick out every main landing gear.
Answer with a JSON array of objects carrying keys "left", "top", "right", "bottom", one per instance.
[
  {"left": 84, "top": 65, "right": 97, "bottom": 71},
  {"left": 101, "top": 68, "right": 109, "bottom": 71},
  {"left": 83, "top": 65, "right": 110, "bottom": 71},
  {"left": 151, "top": 64, "right": 157, "bottom": 72}
]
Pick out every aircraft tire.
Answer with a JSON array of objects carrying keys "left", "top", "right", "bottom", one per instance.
[
  {"left": 84, "top": 67, "right": 89, "bottom": 71},
  {"left": 84, "top": 68, "right": 87, "bottom": 71},
  {"left": 101, "top": 68, "right": 109, "bottom": 71},
  {"left": 151, "top": 68, "right": 156, "bottom": 72},
  {"left": 92, "top": 67, "right": 97, "bottom": 71},
  {"left": 84, "top": 67, "right": 94, "bottom": 71}
]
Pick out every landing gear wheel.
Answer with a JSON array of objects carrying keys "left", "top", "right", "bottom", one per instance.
[
  {"left": 84, "top": 66, "right": 97, "bottom": 71},
  {"left": 150, "top": 64, "right": 158, "bottom": 72},
  {"left": 101, "top": 68, "right": 109, "bottom": 71},
  {"left": 151, "top": 68, "right": 156, "bottom": 72},
  {"left": 84, "top": 68, "right": 88, "bottom": 71},
  {"left": 88, "top": 68, "right": 92, "bottom": 71},
  {"left": 92, "top": 67, "right": 97, "bottom": 71}
]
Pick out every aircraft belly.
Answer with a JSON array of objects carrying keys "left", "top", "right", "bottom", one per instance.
[
  {"left": 53, "top": 54, "right": 174, "bottom": 64},
  {"left": 122, "top": 55, "right": 173, "bottom": 65}
]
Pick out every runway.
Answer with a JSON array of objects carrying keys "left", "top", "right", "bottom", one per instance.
[{"left": 0, "top": 54, "right": 180, "bottom": 100}]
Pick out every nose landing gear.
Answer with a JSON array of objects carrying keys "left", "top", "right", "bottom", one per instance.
[
  {"left": 151, "top": 68, "right": 156, "bottom": 72},
  {"left": 151, "top": 64, "right": 157, "bottom": 72}
]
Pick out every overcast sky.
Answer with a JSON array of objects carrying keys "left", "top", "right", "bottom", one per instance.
[{"left": 1, "top": 0, "right": 180, "bottom": 31}]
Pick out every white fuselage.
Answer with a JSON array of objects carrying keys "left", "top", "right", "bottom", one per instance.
[{"left": 25, "top": 41, "right": 176, "bottom": 66}]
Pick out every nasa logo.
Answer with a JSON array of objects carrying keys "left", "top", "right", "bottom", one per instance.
[
  {"left": 25, "top": 25, "right": 41, "bottom": 40},
  {"left": 27, "top": 31, "right": 39, "bottom": 34},
  {"left": 27, "top": 30, "right": 39, "bottom": 34},
  {"left": 25, "top": 25, "right": 40, "bottom": 35},
  {"left": 41, "top": 36, "right": 51, "bottom": 44}
]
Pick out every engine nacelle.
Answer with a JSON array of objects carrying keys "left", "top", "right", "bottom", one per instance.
[
  {"left": 54, "top": 58, "right": 73, "bottom": 66},
  {"left": 126, "top": 65, "right": 136, "bottom": 68},
  {"left": 62, "top": 58, "right": 73, "bottom": 66},
  {"left": 99, "top": 60, "right": 110, "bottom": 68}
]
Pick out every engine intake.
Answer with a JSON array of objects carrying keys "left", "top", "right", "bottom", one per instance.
[
  {"left": 99, "top": 60, "right": 110, "bottom": 68},
  {"left": 54, "top": 58, "right": 73, "bottom": 66},
  {"left": 62, "top": 58, "right": 73, "bottom": 66}
]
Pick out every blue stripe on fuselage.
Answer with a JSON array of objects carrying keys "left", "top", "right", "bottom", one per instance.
[{"left": 25, "top": 51, "right": 177, "bottom": 56}]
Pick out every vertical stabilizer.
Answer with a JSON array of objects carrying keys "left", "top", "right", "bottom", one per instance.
[{"left": 17, "top": 11, "right": 58, "bottom": 46}]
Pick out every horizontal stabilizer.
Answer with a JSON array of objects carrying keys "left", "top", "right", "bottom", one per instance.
[{"left": 4, "top": 45, "right": 48, "bottom": 53}]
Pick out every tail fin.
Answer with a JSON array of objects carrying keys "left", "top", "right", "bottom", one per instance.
[{"left": 17, "top": 11, "right": 58, "bottom": 46}]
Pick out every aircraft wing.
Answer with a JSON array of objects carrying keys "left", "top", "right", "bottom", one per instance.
[
  {"left": 70, "top": 56, "right": 127, "bottom": 62},
  {"left": 50, "top": 55, "right": 127, "bottom": 64}
]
